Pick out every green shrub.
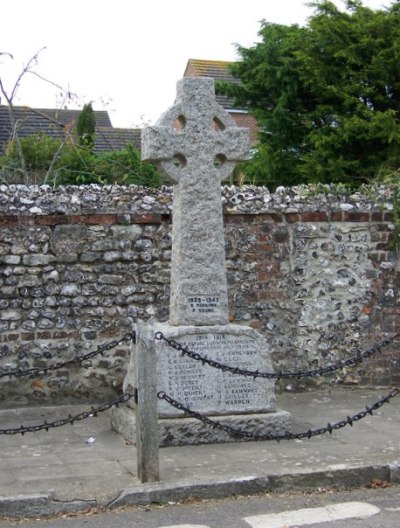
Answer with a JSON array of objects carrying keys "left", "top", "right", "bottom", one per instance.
[
  {"left": 4, "top": 132, "right": 62, "bottom": 171},
  {"left": 52, "top": 143, "right": 99, "bottom": 185},
  {"left": 91, "top": 144, "right": 162, "bottom": 187},
  {"left": 0, "top": 132, "right": 162, "bottom": 187}
]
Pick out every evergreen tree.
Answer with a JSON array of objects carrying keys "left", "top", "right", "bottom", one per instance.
[
  {"left": 76, "top": 102, "right": 96, "bottom": 151},
  {"left": 219, "top": 0, "right": 400, "bottom": 188}
]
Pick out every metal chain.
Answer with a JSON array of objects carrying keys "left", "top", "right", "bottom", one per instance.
[
  {"left": 158, "top": 387, "right": 400, "bottom": 442},
  {"left": 155, "top": 331, "right": 399, "bottom": 380},
  {"left": 0, "top": 392, "right": 135, "bottom": 436},
  {"left": 0, "top": 332, "right": 136, "bottom": 380}
]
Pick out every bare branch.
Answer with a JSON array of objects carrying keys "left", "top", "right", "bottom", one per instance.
[
  {"left": 9, "top": 47, "right": 46, "bottom": 102},
  {"left": 27, "top": 70, "right": 78, "bottom": 103}
]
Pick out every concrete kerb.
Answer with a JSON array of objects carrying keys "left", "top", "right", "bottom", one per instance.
[
  {"left": 388, "top": 460, "right": 400, "bottom": 483},
  {"left": 0, "top": 494, "right": 97, "bottom": 518},
  {"left": 0, "top": 465, "right": 398, "bottom": 517},
  {"left": 109, "top": 465, "right": 394, "bottom": 509},
  {"left": 1, "top": 463, "right": 399, "bottom": 518}
]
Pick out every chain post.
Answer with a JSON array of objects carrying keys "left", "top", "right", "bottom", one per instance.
[{"left": 135, "top": 322, "right": 160, "bottom": 483}]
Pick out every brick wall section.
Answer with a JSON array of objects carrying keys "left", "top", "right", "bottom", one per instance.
[
  {"left": 0, "top": 184, "right": 398, "bottom": 404},
  {"left": 229, "top": 112, "right": 259, "bottom": 144}
]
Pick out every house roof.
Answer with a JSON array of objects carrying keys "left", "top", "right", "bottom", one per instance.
[
  {"left": 94, "top": 127, "right": 141, "bottom": 153},
  {"left": 184, "top": 59, "right": 240, "bottom": 110},
  {"left": 184, "top": 59, "right": 236, "bottom": 82},
  {"left": 0, "top": 106, "right": 141, "bottom": 154}
]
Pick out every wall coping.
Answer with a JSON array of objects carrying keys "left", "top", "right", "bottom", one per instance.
[{"left": 0, "top": 183, "right": 394, "bottom": 217}]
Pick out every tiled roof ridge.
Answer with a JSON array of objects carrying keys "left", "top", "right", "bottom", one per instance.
[
  {"left": 188, "top": 58, "right": 233, "bottom": 73},
  {"left": 0, "top": 105, "right": 141, "bottom": 154},
  {"left": 0, "top": 105, "right": 111, "bottom": 126},
  {"left": 189, "top": 58, "right": 233, "bottom": 65}
]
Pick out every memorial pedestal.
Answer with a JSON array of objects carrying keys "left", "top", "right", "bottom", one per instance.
[{"left": 112, "top": 322, "right": 291, "bottom": 446}]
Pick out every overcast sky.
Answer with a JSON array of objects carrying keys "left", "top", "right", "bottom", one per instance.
[{"left": 1, "top": 0, "right": 390, "bottom": 128}]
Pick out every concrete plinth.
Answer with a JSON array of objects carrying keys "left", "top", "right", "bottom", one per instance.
[{"left": 111, "top": 406, "right": 291, "bottom": 446}]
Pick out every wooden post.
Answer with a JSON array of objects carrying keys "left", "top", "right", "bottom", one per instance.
[{"left": 135, "top": 322, "right": 160, "bottom": 482}]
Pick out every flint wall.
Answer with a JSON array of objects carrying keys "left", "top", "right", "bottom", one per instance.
[{"left": 0, "top": 184, "right": 399, "bottom": 404}]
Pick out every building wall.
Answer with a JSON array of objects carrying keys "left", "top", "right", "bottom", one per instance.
[
  {"left": 229, "top": 112, "right": 259, "bottom": 144},
  {"left": 0, "top": 184, "right": 398, "bottom": 405}
]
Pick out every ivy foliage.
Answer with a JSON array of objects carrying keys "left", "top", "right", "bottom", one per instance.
[{"left": 218, "top": 0, "right": 400, "bottom": 189}]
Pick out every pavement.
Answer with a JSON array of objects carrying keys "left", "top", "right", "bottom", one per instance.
[{"left": 0, "top": 387, "right": 399, "bottom": 518}]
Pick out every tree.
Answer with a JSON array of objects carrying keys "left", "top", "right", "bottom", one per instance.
[
  {"left": 219, "top": 0, "right": 400, "bottom": 189},
  {"left": 0, "top": 51, "right": 162, "bottom": 187},
  {"left": 3, "top": 132, "right": 62, "bottom": 178},
  {"left": 76, "top": 102, "right": 96, "bottom": 150},
  {"left": 0, "top": 51, "right": 43, "bottom": 182}
]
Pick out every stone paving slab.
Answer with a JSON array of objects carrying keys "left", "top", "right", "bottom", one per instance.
[{"left": 0, "top": 388, "right": 399, "bottom": 517}]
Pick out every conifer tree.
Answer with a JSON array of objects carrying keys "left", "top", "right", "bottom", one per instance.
[
  {"left": 76, "top": 102, "right": 96, "bottom": 151},
  {"left": 219, "top": 0, "right": 400, "bottom": 188}
]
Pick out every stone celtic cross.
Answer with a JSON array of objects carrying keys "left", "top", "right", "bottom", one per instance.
[{"left": 142, "top": 78, "right": 250, "bottom": 326}]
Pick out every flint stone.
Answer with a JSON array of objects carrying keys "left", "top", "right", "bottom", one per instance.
[
  {"left": 60, "top": 284, "right": 81, "bottom": 296},
  {"left": 1, "top": 255, "right": 21, "bottom": 265},
  {"left": 0, "top": 310, "right": 22, "bottom": 321},
  {"left": 53, "top": 225, "right": 87, "bottom": 253},
  {"left": 22, "top": 254, "right": 56, "bottom": 266}
]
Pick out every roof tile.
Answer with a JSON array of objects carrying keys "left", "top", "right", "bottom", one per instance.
[{"left": 0, "top": 106, "right": 140, "bottom": 154}]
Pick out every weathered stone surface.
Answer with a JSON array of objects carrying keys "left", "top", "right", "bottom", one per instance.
[
  {"left": 0, "top": 310, "right": 22, "bottom": 321},
  {"left": 22, "top": 254, "right": 55, "bottom": 266},
  {"left": 115, "top": 78, "right": 286, "bottom": 446},
  {"left": 155, "top": 322, "right": 276, "bottom": 417},
  {"left": 111, "top": 406, "right": 291, "bottom": 446},
  {"left": 1, "top": 255, "right": 21, "bottom": 265},
  {"left": 142, "top": 78, "right": 250, "bottom": 326},
  {"left": 114, "top": 317, "right": 285, "bottom": 445}
]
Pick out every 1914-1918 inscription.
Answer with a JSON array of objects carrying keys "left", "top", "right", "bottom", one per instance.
[{"left": 157, "top": 329, "right": 276, "bottom": 417}]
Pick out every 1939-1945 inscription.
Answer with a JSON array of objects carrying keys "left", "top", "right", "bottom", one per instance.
[{"left": 187, "top": 295, "right": 220, "bottom": 314}]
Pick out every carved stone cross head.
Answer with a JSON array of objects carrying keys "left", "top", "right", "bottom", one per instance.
[
  {"left": 141, "top": 77, "right": 250, "bottom": 184},
  {"left": 141, "top": 78, "right": 250, "bottom": 326}
]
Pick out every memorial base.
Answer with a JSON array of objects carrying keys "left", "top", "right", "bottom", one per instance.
[
  {"left": 111, "top": 406, "right": 292, "bottom": 446},
  {"left": 112, "top": 320, "right": 292, "bottom": 446}
]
